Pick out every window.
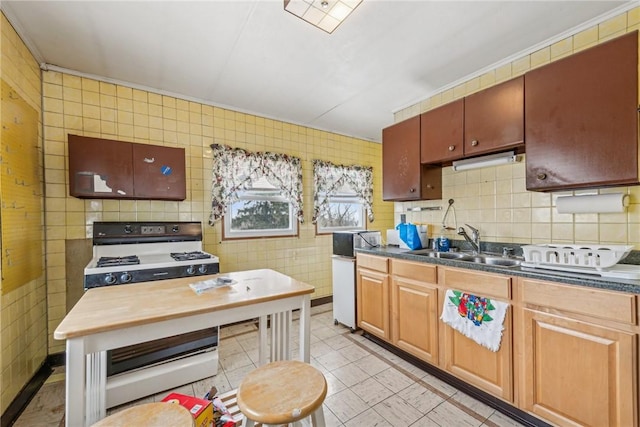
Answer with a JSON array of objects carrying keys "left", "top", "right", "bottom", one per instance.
[
  {"left": 312, "top": 159, "right": 374, "bottom": 234},
  {"left": 316, "top": 185, "right": 365, "bottom": 233},
  {"left": 223, "top": 178, "right": 298, "bottom": 239},
  {"left": 209, "top": 144, "right": 304, "bottom": 236}
]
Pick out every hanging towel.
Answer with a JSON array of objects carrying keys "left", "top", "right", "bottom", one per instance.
[{"left": 440, "top": 289, "right": 508, "bottom": 352}]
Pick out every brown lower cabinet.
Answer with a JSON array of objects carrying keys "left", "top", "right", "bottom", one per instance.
[{"left": 355, "top": 254, "right": 639, "bottom": 427}]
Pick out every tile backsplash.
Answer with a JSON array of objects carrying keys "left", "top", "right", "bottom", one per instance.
[{"left": 396, "top": 158, "right": 640, "bottom": 248}]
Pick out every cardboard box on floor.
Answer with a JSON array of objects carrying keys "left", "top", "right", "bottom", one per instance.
[{"left": 162, "top": 393, "right": 213, "bottom": 427}]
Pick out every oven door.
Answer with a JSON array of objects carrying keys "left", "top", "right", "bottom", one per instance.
[{"left": 107, "top": 327, "right": 218, "bottom": 376}]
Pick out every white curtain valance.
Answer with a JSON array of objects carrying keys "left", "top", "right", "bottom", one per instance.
[
  {"left": 312, "top": 159, "right": 374, "bottom": 224},
  {"left": 209, "top": 144, "right": 303, "bottom": 225}
]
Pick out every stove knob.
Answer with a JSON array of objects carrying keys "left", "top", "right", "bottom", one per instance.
[
  {"left": 120, "top": 272, "right": 132, "bottom": 283},
  {"left": 186, "top": 265, "right": 196, "bottom": 275},
  {"left": 124, "top": 225, "right": 132, "bottom": 234},
  {"left": 172, "top": 225, "right": 179, "bottom": 233},
  {"left": 105, "top": 273, "right": 117, "bottom": 285},
  {"left": 198, "top": 264, "right": 208, "bottom": 274}
]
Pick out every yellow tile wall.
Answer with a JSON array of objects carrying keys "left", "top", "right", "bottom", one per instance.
[
  {"left": 0, "top": 13, "right": 47, "bottom": 415},
  {"left": 42, "top": 72, "right": 394, "bottom": 354},
  {"left": 394, "top": 7, "right": 640, "bottom": 250}
]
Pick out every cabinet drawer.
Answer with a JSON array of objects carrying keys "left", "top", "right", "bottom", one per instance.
[
  {"left": 356, "top": 254, "right": 388, "bottom": 273},
  {"left": 520, "top": 278, "right": 636, "bottom": 325},
  {"left": 440, "top": 267, "right": 511, "bottom": 299},
  {"left": 391, "top": 259, "right": 437, "bottom": 283}
]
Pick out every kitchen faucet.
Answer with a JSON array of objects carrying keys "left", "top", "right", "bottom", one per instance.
[{"left": 457, "top": 224, "right": 480, "bottom": 254}]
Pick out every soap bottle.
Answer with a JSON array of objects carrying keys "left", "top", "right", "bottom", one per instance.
[{"left": 438, "top": 229, "right": 450, "bottom": 252}]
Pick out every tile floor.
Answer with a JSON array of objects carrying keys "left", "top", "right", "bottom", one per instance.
[{"left": 14, "top": 303, "right": 525, "bottom": 427}]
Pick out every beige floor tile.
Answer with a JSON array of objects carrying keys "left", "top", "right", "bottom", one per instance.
[
  {"left": 373, "top": 394, "right": 424, "bottom": 426},
  {"left": 219, "top": 350, "right": 252, "bottom": 371},
  {"left": 324, "top": 333, "right": 355, "bottom": 350},
  {"left": 310, "top": 339, "right": 335, "bottom": 357},
  {"left": 13, "top": 381, "right": 65, "bottom": 427},
  {"left": 323, "top": 371, "right": 348, "bottom": 397},
  {"left": 356, "top": 353, "right": 391, "bottom": 375},
  {"left": 218, "top": 336, "right": 244, "bottom": 358},
  {"left": 344, "top": 407, "right": 390, "bottom": 426},
  {"left": 398, "top": 382, "right": 446, "bottom": 414},
  {"left": 338, "top": 343, "right": 370, "bottom": 362},
  {"left": 316, "top": 349, "right": 352, "bottom": 371},
  {"left": 349, "top": 377, "right": 394, "bottom": 406},
  {"left": 451, "top": 391, "right": 496, "bottom": 419},
  {"left": 324, "top": 388, "right": 369, "bottom": 421},
  {"left": 331, "top": 362, "right": 371, "bottom": 387},
  {"left": 410, "top": 414, "right": 442, "bottom": 426},
  {"left": 312, "top": 324, "right": 343, "bottom": 340},
  {"left": 373, "top": 367, "right": 415, "bottom": 393},
  {"left": 421, "top": 372, "right": 459, "bottom": 397},
  {"left": 484, "top": 410, "right": 527, "bottom": 427},
  {"left": 322, "top": 404, "right": 345, "bottom": 427},
  {"left": 425, "top": 400, "right": 484, "bottom": 427}
]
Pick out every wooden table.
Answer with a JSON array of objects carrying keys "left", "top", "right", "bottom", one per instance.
[{"left": 54, "top": 269, "right": 315, "bottom": 427}]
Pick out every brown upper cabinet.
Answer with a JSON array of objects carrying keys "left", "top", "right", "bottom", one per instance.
[
  {"left": 525, "top": 31, "right": 639, "bottom": 191},
  {"left": 420, "top": 99, "right": 464, "bottom": 164},
  {"left": 464, "top": 76, "right": 524, "bottom": 157},
  {"left": 68, "top": 134, "right": 186, "bottom": 200},
  {"left": 420, "top": 76, "right": 524, "bottom": 164},
  {"left": 382, "top": 116, "right": 442, "bottom": 201}
]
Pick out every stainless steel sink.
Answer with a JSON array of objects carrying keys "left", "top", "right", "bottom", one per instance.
[
  {"left": 407, "top": 249, "right": 474, "bottom": 260},
  {"left": 407, "top": 249, "right": 522, "bottom": 267},
  {"left": 471, "top": 255, "right": 522, "bottom": 267}
]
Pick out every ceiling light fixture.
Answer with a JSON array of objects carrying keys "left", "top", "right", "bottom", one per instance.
[
  {"left": 452, "top": 151, "right": 519, "bottom": 172},
  {"left": 284, "top": 0, "right": 363, "bottom": 34}
]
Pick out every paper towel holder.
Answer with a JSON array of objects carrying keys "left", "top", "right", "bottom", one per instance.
[{"left": 555, "top": 193, "right": 630, "bottom": 214}]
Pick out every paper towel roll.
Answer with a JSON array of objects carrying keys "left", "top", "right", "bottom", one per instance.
[{"left": 556, "top": 193, "right": 629, "bottom": 214}]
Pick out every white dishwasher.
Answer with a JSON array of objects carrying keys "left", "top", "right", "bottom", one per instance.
[{"left": 332, "top": 255, "right": 357, "bottom": 332}]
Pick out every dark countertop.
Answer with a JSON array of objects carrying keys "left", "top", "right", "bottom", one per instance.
[{"left": 356, "top": 246, "right": 640, "bottom": 295}]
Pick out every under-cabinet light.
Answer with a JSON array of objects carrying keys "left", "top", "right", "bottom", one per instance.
[{"left": 452, "top": 151, "right": 519, "bottom": 172}]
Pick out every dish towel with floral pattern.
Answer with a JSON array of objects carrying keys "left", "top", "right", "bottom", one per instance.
[{"left": 440, "top": 289, "right": 508, "bottom": 352}]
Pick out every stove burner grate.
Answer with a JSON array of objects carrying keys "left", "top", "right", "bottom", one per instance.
[
  {"left": 97, "top": 255, "right": 140, "bottom": 267},
  {"left": 171, "top": 251, "right": 212, "bottom": 261}
]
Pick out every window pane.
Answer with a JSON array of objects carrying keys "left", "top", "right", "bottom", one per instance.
[
  {"left": 318, "top": 201, "right": 364, "bottom": 229},
  {"left": 230, "top": 200, "right": 291, "bottom": 231}
]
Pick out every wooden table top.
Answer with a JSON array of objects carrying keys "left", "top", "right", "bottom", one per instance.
[{"left": 54, "top": 269, "right": 314, "bottom": 340}]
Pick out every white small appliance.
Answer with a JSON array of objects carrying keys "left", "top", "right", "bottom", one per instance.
[{"left": 331, "top": 230, "right": 380, "bottom": 331}]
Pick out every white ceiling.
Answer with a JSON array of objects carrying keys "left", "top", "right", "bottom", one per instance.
[{"left": 1, "top": 1, "right": 634, "bottom": 143}]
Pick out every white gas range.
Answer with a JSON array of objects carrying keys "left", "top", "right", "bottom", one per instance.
[
  {"left": 84, "top": 221, "right": 219, "bottom": 288},
  {"left": 83, "top": 221, "right": 220, "bottom": 408}
]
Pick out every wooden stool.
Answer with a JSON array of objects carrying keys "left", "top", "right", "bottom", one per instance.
[
  {"left": 236, "top": 360, "right": 327, "bottom": 427},
  {"left": 91, "top": 402, "right": 194, "bottom": 427}
]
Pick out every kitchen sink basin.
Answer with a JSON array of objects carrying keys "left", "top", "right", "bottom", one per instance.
[
  {"left": 407, "top": 249, "right": 522, "bottom": 267},
  {"left": 470, "top": 256, "right": 522, "bottom": 267},
  {"left": 407, "top": 249, "right": 474, "bottom": 260}
]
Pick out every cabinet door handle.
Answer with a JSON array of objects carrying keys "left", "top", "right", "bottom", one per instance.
[
  {"left": 448, "top": 145, "right": 456, "bottom": 151},
  {"left": 471, "top": 140, "right": 479, "bottom": 147},
  {"left": 409, "top": 188, "right": 416, "bottom": 193},
  {"left": 537, "top": 173, "right": 547, "bottom": 180}
]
